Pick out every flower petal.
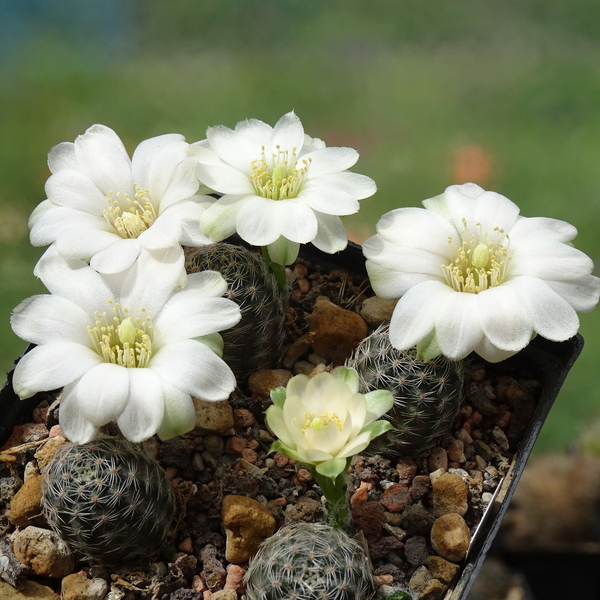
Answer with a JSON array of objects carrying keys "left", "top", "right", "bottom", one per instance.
[
  {"left": 150, "top": 339, "right": 235, "bottom": 401},
  {"left": 157, "top": 379, "right": 196, "bottom": 440},
  {"left": 57, "top": 387, "right": 99, "bottom": 443},
  {"left": 265, "top": 405, "right": 295, "bottom": 449},
  {"left": 271, "top": 111, "right": 305, "bottom": 153},
  {"left": 546, "top": 276, "right": 600, "bottom": 313},
  {"left": 435, "top": 292, "right": 485, "bottom": 360},
  {"left": 12, "top": 342, "right": 101, "bottom": 399},
  {"left": 45, "top": 168, "right": 107, "bottom": 213},
  {"left": 89, "top": 238, "right": 141, "bottom": 274},
  {"left": 300, "top": 147, "right": 359, "bottom": 176},
  {"left": 272, "top": 199, "right": 318, "bottom": 244},
  {"left": 267, "top": 237, "right": 300, "bottom": 265},
  {"left": 364, "top": 390, "right": 394, "bottom": 424},
  {"left": 506, "top": 276, "right": 580, "bottom": 342},
  {"left": 68, "top": 362, "right": 130, "bottom": 426},
  {"left": 476, "top": 285, "right": 533, "bottom": 352},
  {"left": 236, "top": 196, "right": 282, "bottom": 245},
  {"left": 299, "top": 183, "right": 360, "bottom": 217},
  {"left": 116, "top": 368, "right": 165, "bottom": 442},
  {"left": 199, "top": 195, "right": 248, "bottom": 241},
  {"left": 11, "top": 294, "right": 92, "bottom": 346},
  {"left": 311, "top": 212, "right": 348, "bottom": 255},
  {"left": 388, "top": 281, "right": 453, "bottom": 351}
]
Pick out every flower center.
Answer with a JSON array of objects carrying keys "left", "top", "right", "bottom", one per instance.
[
  {"left": 87, "top": 300, "right": 154, "bottom": 368},
  {"left": 441, "top": 220, "right": 511, "bottom": 293},
  {"left": 103, "top": 185, "right": 158, "bottom": 239},
  {"left": 250, "top": 145, "right": 311, "bottom": 200},
  {"left": 302, "top": 412, "right": 343, "bottom": 433}
]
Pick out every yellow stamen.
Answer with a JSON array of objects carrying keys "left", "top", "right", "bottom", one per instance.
[
  {"left": 103, "top": 185, "right": 157, "bottom": 239},
  {"left": 250, "top": 145, "right": 310, "bottom": 200},
  {"left": 301, "top": 412, "right": 343, "bottom": 434},
  {"left": 88, "top": 302, "right": 154, "bottom": 368},
  {"left": 441, "top": 221, "right": 511, "bottom": 294}
]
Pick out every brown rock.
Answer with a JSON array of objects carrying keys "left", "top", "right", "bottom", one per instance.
[
  {"left": 12, "top": 526, "right": 75, "bottom": 578},
  {"left": 307, "top": 296, "right": 368, "bottom": 363},
  {"left": 400, "top": 503, "right": 435, "bottom": 537},
  {"left": 224, "top": 437, "right": 247, "bottom": 457},
  {"left": 396, "top": 457, "right": 417, "bottom": 485},
  {"left": 212, "top": 590, "right": 237, "bottom": 600},
  {"left": 380, "top": 483, "right": 411, "bottom": 512},
  {"left": 248, "top": 369, "right": 293, "bottom": 399},
  {"left": 283, "top": 334, "right": 312, "bottom": 369},
  {"left": 360, "top": 296, "right": 398, "bottom": 327},
  {"left": 432, "top": 473, "right": 468, "bottom": 517},
  {"left": 222, "top": 495, "right": 276, "bottom": 563},
  {"left": 428, "top": 555, "right": 460, "bottom": 584},
  {"left": 192, "top": 398, "right": 234, "bottom": 434},
  {"left": 352, "top": 501, "right": 385, "bottom": 542},
  {"left": 411, "top": 475, "right": 432, "bottom": 502},
  {"left": 430, "top": 513, "right": 470, "bottom": 562},
  {"left": 0, "top": 580, "right": 57, "bottom": 600},
  {"left": 61, "top": 572, "right": 108, "bottom": 600},
  {"left": 428, "top": 447, "right": 448, "bottom": 472},
  {"left": 9, "top": 475, "right": 44, "bottom": 528},
  {"left": 446, "top": 439, "right": 466, "bottom": 463},
  {"left": 233, "top": 409, "right": 256, "bottom": 428},
  {"left": 224, "top": 563, "right": 246, "bottom": 594},
  {"left": 34, "top": 436, "right": 68, "bottom": 470}
]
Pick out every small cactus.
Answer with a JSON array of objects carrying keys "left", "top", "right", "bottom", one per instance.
[
  {"left": 185, "top": 243, "right": 287, "bottom": 381},
  {"left": 244, "top": 521, "right": 376, "bottom": 600},
  {"left": 346, "top": 324, "right": 464, "bottom": 457},
  {"left": 41, "top": 437, "right": 176, "bottom": 565}
]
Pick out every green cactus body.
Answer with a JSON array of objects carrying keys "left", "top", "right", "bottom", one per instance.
[
  {"left": 41, "top": 437, "right": 176, "bottom": 565},
  {"left": 185, "top": 243, "right": 287, "bottom": 381},
  {"left": 244, "top": 522, "right": 376, "bottom": 600},
  {"left": 346, "top": 324, "right": 464, "bottom": 457}
]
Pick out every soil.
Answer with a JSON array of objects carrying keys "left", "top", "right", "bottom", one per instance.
[{"left": 0, "top": 249, "right": 544, "bottom": 600}]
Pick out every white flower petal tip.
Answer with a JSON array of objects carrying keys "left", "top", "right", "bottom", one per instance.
[
  {"left": 365, "top": 183, "right": 600, "bottom": 362},
  {"left": 265, "top": 367, "right": 391, "bottom": 468},
  {"left": 34, "top": 124, "right": 206, "bottom": 275},
  {"left": 11, "top": 252, "right": 239, "bottom": 443},
  {"left": 195, "top": 112, "right": 376, "bottom": 264}
]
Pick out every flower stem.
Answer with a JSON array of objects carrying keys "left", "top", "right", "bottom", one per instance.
[
  {"left": 309, "top": 460, "right": 353, "bottom": 531},
  {"left": 261, "top": 246, "right": 287, "bottom": 290}
]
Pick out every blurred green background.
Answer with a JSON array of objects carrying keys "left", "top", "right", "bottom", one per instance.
[{"left": 1, "top": 0, "right": 599, "bottom": 453}]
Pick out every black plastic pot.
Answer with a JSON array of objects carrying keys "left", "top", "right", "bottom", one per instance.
[{"left": 0, "top": 240, "right": 586, "bottom": 600}]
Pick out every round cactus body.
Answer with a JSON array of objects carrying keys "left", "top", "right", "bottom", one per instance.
[
  {"left": 185, "top": 243, "right": 287, "bottom": 381},
  {"left": 244, "top": 521, "right": 376, "bottom": 600},
  {"left": 41, "top": 437, "right": 176, "bottom": 565},
  {"left": 347, "top": 324, "right": 464, "bottom": 457}
]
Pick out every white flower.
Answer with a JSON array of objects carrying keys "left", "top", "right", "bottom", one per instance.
[
  {"left": 191, "top": 111, "right": 376, "bottom": 265},
  {"left": 265, "top": 367, "right": 393, "bottom": 479},
  {"left": 363, "top": 183, "right": 600, "bottom": 362},
  {"left": 30, "top": 124, "right": 213, "bottom": 275},
  {"left": 10, "top": 246, "right": 241, "bottom": 443}
]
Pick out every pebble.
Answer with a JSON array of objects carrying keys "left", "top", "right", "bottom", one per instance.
[
  {"left": 179, "top": 537, "right": 194, "bottom": 553},
  {"left": 430, "top": 513, "right": 471, "bottom": 563},
  {"left": 9, "top": 474, "right": 44, "bottom": 528},
  {"left": 293, "top": 360, "right": 315, "bottom": 375},
  {"left": 212, "top": 590, "right": 237, "bottom": 600},
  {"left": 491, "top": 426, "right": 510, "bottom": 452},
  {"left": 307, "top": 296, "right": 368, "bottom": 363},
  {"left": 396, "top": 457, "right": 417, "bottom": 485},
  {"left": 48, "top": 424, "right": 63, "bottom": 438},
  {"left": 432, "top": 473, "right": 468, "bottom": 517},
  {"left": 380, "top": 483, "right": 411, "bottom": 512},
  {"left": 224, "top": 564, "right": 246, "bottom": 594},
  {"left": 247, "top": 369, "right": 293, "bottom": 399},
  {"left": 373, "top": 574, "right": 394, "bottom": 587},
  {"left": 427, "top": 448, "right": 448, "bottom": 472},
  {"left": 404, "top": 535, "right": 429, "bottom": 566},
  {"left": 61, "top": 572, "right": 108, "bottom": 600},
  {"left": 21, "top": 423, "right": 48, "bottom": 443},
  {"left": 201, "top": 544, "right": 227, "bottom": 591},
  {"left": 240, "top": 448, "right": 257, "bottom": 463},
  {"left": 428, "top": 555, "right": 460, "bottom": 584},
  {"left": 192, "top": 398, "right": 234, "bottom": 435},
  {"left": 446, "top": 439, "right": 466, "bottom": 463},
  {"left": 369, "top": 535, "right": 405, "bottom": 561},
  {"left": 282, "top": 334, "right": 312, "bottom": 369},
  {"left": 400, "top": 504, "right": 435, "bottom": 537},
  {"left": 352, "top": 501, "right": 385, "bottom": 542},
  {"left": 360, "top": 296, "right": 398, "bottom": 327},
  {"left": 233, "top": 409, "right": 255, "bottom": 429},
  {"left": 411, "top": 475, "right": 432, "bottom": 502},
  {"left": 222, "top": 495, "right": 276, "bottom": 564},
  {"left": 0, "top": 580, "right": 57, "bottom": 600},
  {"left": 203, "top": 435, "right": 225, "bottom": 457},
  {"left": 12, "top": 525, "right": 75, "bottom": 578},
  {"left": 429, "top": 468, "right": 445, "bottom": 485},
  {"left": 224, "top": 437, "right": 247, "bottom": 457},
  {"left": 295, "top": 468, "right": 312, "bottom": 483}
]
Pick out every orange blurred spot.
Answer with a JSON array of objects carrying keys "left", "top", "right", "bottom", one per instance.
[
  {"left": 347, "top": 224, "right": 374, "bottom": 244},
  {"left": 453, "top": 144, "right": 493, "bottom": 187}
]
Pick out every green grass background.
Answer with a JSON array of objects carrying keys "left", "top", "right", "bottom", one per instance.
[{"left": 1, "top": 0, "right": 600, "bottom": 453}]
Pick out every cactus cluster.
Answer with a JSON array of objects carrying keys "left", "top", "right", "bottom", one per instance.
[
  {"left": 185, "top": 243, "right": 287, "bottom": 381},
  {"left": 346, "top": 324, "right": 464, "bottom": 457},
  {"left": 244, "top": 521, "right": 376, "bottom": 600},
  {"left": 40, "top": 436, "right": 176, "bottom": 565}
]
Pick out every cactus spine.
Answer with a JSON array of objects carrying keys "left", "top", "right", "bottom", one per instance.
[
  {"left": 185, "top": 243, "right": 287, "bottom": 381},
  {"left": 346, "top": 324, "right": 464, "bottom": 457},
  {"left": 41, "top": 437, "right": 176, "bottom": 565},
  {"left": 244, "top": 522, "right": 376, "bottom": 600}
]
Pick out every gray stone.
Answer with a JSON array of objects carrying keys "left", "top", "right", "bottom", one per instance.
[{"left": 404, "top": 535, "right": 429, "bottom": 566}]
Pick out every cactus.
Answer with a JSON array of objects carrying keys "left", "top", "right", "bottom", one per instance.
[
  {"left": 185, "top": 243, "right": 287, "bottom": 381},
  {"left": 346, "top": 324, "right": 464, "bottom": 457},
  {"left": 40, "top": 436, "right": 176, "bottom": 565},
  {"left": 244, "top": 521, "right": 376, "bottom": 600}
]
